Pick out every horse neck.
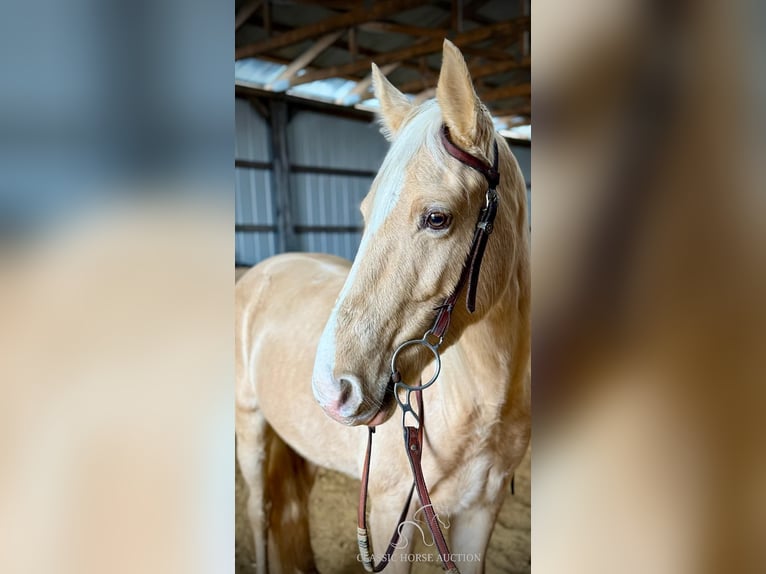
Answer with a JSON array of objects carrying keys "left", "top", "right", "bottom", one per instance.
[
  {"left": 433, "top": 149, "right": 531, "bottom": 427},
  {"left": 449, "top": 278, "right": 528, "bottom": 404}
]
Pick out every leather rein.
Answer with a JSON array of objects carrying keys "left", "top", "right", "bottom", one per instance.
[{"left": 357, "top": 125, "right": 500, "bottom": 574}]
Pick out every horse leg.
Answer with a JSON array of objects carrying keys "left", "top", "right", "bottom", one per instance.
[
  {"left": 447, "top": 504, "right": 501, "bottom": 574},
  {"left": 237, "top": 403, "right": 318, "bottom": 574},
  {"left": 236, "top": 406, "right": 270, "bottom": 574},
  {"left": 265, "top": 431, "right": 318, "bottom": 574},
  {"left": 368, "top": 494, "right": 416, "bottom": 574}
]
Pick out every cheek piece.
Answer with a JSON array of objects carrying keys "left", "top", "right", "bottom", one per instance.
[{"left": 357, "top": 124, "right": 501, "bottom": 574}]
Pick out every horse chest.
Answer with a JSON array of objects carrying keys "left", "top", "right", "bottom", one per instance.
[
  {"left": 416, "top": 420, "right": 506, "bottom": 511},
  {"left": 435, "top": 450, "right": 507, "bottom": 514}
]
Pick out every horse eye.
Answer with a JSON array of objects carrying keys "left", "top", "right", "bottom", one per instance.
[{"left": 425, "top": 211, "right": 451, "bottom": 230}]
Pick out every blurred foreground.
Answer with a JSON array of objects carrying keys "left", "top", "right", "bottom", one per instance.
[
  {"left": 0, "top": 0, "right": 764, "bottom": 573},
  {"left": 533, "top": 1, "right": 765, "bottom": 573},
  {"left": 0, "top": 1, "right": 234, "bottom": 573}
]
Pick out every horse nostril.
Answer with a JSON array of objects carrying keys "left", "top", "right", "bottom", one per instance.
[
  {"left": 338, "top": 377, "right": 353, "bottom": 406},
  {"left": 335, "top": 373, "right": 364, "bottom": 410}
]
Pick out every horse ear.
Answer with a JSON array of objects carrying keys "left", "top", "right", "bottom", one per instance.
[
  {"left": 371, "top": 63, "right": 412, "bottom": 141},
  {"left": 436, "top": 39, "right": 491, "bottom": 149}
]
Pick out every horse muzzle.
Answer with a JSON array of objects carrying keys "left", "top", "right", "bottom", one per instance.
[{"left": 312, "top": 372, "right": 397, "bottom": 426}]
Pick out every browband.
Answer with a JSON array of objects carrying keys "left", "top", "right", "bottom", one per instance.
[{"left": 440, "top": 125, "right": 500, "bottom": 189}]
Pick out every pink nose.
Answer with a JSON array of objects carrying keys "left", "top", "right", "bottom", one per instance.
[{"left": 316, "top": 374, "right": 364, "bottom": 423}]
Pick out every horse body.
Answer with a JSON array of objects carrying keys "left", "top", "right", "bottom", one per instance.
[{"left": 236, "top": 41, "right": 530, "bottom": 574}]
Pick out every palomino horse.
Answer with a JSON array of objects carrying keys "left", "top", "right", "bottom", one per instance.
[{"left": 236, "top": 40, "right": 530, "bottom": 574}]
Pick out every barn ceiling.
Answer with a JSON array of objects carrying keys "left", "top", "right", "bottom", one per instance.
[{"left": 235, "top": 0, "right": 531, "bottom": 138}]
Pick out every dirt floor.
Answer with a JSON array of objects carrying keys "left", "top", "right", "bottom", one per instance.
[
  {"left": 235, "top": 445, "right": 531, "bottom": 574},
  {"left": 234, "top": 267, "right": 530, "bottom": 573}
]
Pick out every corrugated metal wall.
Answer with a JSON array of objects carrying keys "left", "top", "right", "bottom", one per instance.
[
  {"left": 508, "top": 143, "right": 531, "bottom": 224},
  {"left": 287, "top": 111, "right": 388, "bottom": 260},
  {"left": 509, "top": 143, "right": 531, "bottom": 188},
  {"left": 235, "top": 98, "right": 277, "bottom": 264},
  {"left": 235, "top": 96, "right": 531, "bottom": 266}
]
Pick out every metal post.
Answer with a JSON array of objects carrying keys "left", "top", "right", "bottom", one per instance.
[{"left": 269, "top": 99, "right": 296, "bottom": 253}]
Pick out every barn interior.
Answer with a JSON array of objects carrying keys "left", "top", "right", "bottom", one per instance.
[
  {"left": 235, "top": 2, "right": 531, "bottom": 572},
  {"left": 235, "top": 0, "right": 531, "bottom": 266}
]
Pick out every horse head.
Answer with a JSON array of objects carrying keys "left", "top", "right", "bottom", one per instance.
[{"left": 312, "top": 40, "right": 520, "bottom": 426}]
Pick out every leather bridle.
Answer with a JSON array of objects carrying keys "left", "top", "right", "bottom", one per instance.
[{"left": 357, "top": 125, "right": 500, "bottom": 574}]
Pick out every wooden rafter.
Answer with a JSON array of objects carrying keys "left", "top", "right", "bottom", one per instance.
[
  {"left": 418, "top": 56, "right": 434, "bottom": 77},
  {"left": 283, "top": 0, "right": 358, "bottom": 9},
  {"left": 411, "top": 85, "right": 529, "bottom": 109},
  {"left": 238, "top": 18, "right": 422, "bottom": 82},
  {"left": 460, "top": 45, "right": 515, "bottom": 61},
  {"left": 396, "top": 58, "right": 530, "bottom": 95},
  {"left": 358, "top": 21, "right": 448, "bottom": 38},
  {"left": 500, "top": 119, "right": 530, "bottom": 130},
  {"left": 455, "top": 0, "right": 494, "bottom": 26},
  {"left": 521, "top": 0, "right": 531, "bottom": 58},
  {"left": 495, "top": 113, "right": 531, "bottom": 127},
  {"left": 493, "top": 33, "right": 520, "bottom": 49},
  {"left": 451, "top": 0, "right": 464, "bottom": 33},
  {"left": 414, "top": 87, "right": 436, "bottom": 104},
  {"left": 480, "top": 83, "right": 531, "bottom": 102},
  {"left": 263, "top": 0, "right": 272, "bottom": 36},
  {"left": 250, "top": 19, "right": 416, "bottom": 70},
  {"left": 414, "top": 76, "right": 528, "bottom": 111},
  {"left": 492, "top": 104, "right": 531, "bottom": 118},
  {"left": 235, "top": 0, "right": 426, "bottom": 60},
  {"left": 235, "top": 0, "right": 264, "bottom": 31},
  {"left": 266, "top": 31, "right": 344, "bottom": 91},
  {"left": 290, "top": 18, "right": 529, "bottom": 87},
  {"left": 348, "top": 26, "right": 358, "bottom": 59},
  {"left": 336, "top": 63, "right": 400, "bottom": 105}
]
